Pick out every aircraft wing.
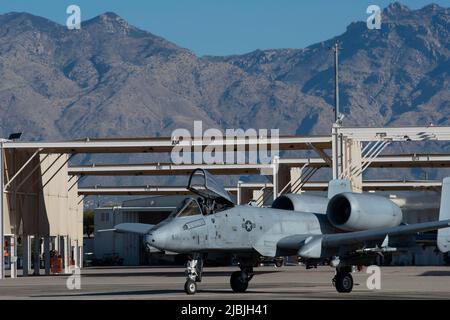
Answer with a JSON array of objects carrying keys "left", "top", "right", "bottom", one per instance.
[
  {"left": 282, "top": 177, "right": 450, "bottom": 258},
  {"left": 322, "top": 219, "right": 450, "bottom": 247},
  {"left": 97, "top": 223, "right": 155, "bottom": 235},
  {"left": 277, "top": 220, "right": 450, "bottom": 259}
]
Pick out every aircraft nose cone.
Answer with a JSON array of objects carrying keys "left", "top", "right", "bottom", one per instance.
[{"left": 147, "top": 229, "right": 165, "bottom": 250}]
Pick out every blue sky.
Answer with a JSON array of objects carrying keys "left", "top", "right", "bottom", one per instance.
[{"left": 0, "top": 0, "right": 447, "bottom": 56}]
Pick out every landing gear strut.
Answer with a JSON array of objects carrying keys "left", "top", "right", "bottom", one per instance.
[
  {"left": 184, "top": 255, "right": 203, "bottom": 295},
  {"left": 230, "top": 266, "right": 254, "bottom": 293},
  {"left": 332, "top": 266, "right": 353, "bottom": 293}
]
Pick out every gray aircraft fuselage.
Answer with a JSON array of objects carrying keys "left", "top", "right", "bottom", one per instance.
[{"left": 146, "top": 205, "right": 335, "bottom": 257}]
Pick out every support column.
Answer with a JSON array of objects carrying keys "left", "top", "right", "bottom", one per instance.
[
  {"left": 64, "top": 236, "right": 70, "bottom": 273},
  {"left": 253, "top": 188, "right": 272, "bottom": 207},
  {"left": 272, "top": 155, "right": 290, "bottom": 199},
  {"left": 253, "top": 189, "right": 263, "bottom": 207},
  {"left": 332, "top": 123, "right": 343, "bottom": 179},
  {"left": 79, "top": 244, "right": 83, "bottom": 269},
  {"left": 290, "top": 167, "right": 302, "bottom": 193},
  {"left": 54, "top": 235, "right": 59, "bottom": 254},
  {"left": 33, "top": 236, "right": 40, "bottom": 276},
  {"left": 10, "top": 235, "right": 17, "bottom": 278},
  {"left": 59, "top": 236, "right": 64, "bottom": 257},
  {"left": 272, "top": 156, "right": 279, "bottom": 200},
  {"left": 61, "top": 236, "right": 69, "bottom": 273},
  {"left": 0, "top": 140, "right": 4, "bottom": 280},
  {"left": 342, "top": 138, "right": 363, "bottom": 192},
  {"left": 237, "top": 181, "right": 242, "bottom": 205},
  {"left": 44, "top": 236, "right": 50, "bottom": 275},
  {"left": 73, "top": 240, "right": 79, "bottom": 269},
  {"left": 22, "top": 235, "right": 31, "bottom": 276}
]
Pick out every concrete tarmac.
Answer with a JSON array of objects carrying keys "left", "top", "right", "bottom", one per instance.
[{"left": 0, "top": 266, "right": 449, "bottom": 299}]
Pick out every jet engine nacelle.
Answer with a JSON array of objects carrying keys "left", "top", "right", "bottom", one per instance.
[
  {"left": 272, "top": 194, "right": 329, "bottom": 214},
  {"left": 326, "top": 192, "right": 403, "bottom": 231}
]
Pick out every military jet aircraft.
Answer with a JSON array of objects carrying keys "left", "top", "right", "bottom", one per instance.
[{"left": 110, "top": 169, "right": 450, "bottom": 294}]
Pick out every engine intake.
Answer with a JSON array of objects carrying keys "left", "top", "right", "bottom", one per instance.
[
  {"left": 326, "top": 193, "right": 402, "bottom": 231},
  {"left": 272, "top": 194, "right": 328, "bottom": 214}
]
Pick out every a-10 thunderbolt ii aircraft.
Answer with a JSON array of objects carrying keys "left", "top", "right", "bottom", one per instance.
[{"left": 110, "top": 169, "right": 450, "bottom": 295}]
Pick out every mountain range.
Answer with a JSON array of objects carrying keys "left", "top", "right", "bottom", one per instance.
[
  {"left": 0, "top": 2, "right": 449, "bottom": 196},
  {"left": 1, "top": 2, "right": 448, "bottom": 142}
]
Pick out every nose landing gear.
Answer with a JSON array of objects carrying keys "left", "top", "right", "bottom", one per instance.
[
  {"left": 184, "top": 255, "right": 203, "bottom": 295},
  {"left": 184, "top": 279, "right": 197, "bottom": 295}
]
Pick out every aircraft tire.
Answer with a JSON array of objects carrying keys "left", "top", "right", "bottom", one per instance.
[
  {"left": 230, "top": 271, "right": 249, "bottom": 293},
  {"left": 334, "top": 273, "right": 353, "bottom": 293},
  {"left": 274, "top": 258, "right": 284, "bottom": 268},
  {"left": 184, "top": 279, "right": 197, "bottom": 295}
]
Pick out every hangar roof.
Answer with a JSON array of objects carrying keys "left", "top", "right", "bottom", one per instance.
[{"left": 3, "top": 135, "right": 332, "bottom": 153}]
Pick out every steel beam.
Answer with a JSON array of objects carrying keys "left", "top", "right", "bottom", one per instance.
[
  {"left": 69, "top": 163, "right": 271, "bottom": 176},
  {"left": 3, "top": 136, "right": 332, "bottom": 154},
  {"left": 4, "top": 148, "right": 42, "bottom": 190},
  {"left": 64, "top": 153, "right": 450, "bottom": 179},
  {"left": 338, "top": 126, "right": 450, "bottom": 142},
  {"left": 78, "top": 180, "right": 445, "bottom": 196}
]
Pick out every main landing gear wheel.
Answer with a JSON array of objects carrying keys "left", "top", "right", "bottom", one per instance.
[
  {"left": 230, "top": 271, "right": 249, "bottom": 293},
  {"left": 184, "top": 279, "right": 197, "bottom": 295},
  {"left": 274, "top": 258, "right": 284, "bottom": 268},
  {"left": 333, "top": 272, "right": 353, "bottom": 293}
]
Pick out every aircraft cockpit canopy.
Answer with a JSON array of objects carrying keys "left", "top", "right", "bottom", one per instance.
[
  {"left": 187, "top": 169, "right": 234, "bottom": 206},
  {"left": 176, "top": 198, "right": 202, "bottom": 217}
]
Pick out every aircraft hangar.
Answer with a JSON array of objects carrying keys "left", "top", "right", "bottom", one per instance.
[{"left": 2, "top": 125, "right": 450, "bottom": 279}]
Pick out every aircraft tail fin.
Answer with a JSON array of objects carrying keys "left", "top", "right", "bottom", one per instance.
[
  {"left": 327, "top": 179, "right": 352, "bottom": 199},
  {"left": 438, "top": 177, "right": 450, "bottom": 253}
]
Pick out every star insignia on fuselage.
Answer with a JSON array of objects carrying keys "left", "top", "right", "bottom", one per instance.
[{"left": 243, "top": 220, "right": 254, "bottom": 232}]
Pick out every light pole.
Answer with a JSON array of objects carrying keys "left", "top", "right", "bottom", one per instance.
[
  {"left": 333, "top": 42, "right": 340, "bottom": 123},
  {"left": 331, "top": 42, "right": 343, "bottom": 179}
]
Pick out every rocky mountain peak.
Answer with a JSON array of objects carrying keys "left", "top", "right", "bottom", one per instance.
[
  {"left": 384, "top": 1, "right": 411, "bottom": 14},
  {"left": 83, "top": 12, "right": 136, "bottom": 35},
  {"left": 0, "top": 11, "right": 61, "bottom": 33}
]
